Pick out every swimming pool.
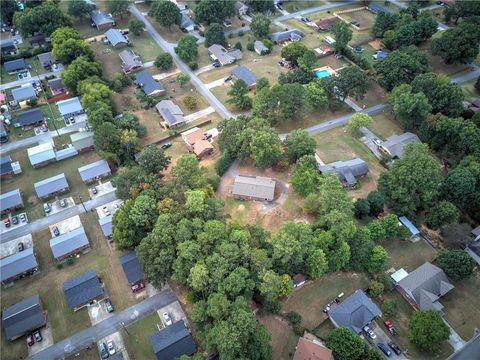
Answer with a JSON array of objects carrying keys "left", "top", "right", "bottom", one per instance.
[{"left": 315, "top": 69, "right": 331, "bottom": 78}]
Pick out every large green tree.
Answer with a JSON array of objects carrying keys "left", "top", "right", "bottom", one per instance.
[
  {"left": 227, "top": 80, "right": 252, "bottom": 110},
  {"left": 205, "top": 23, "right": 226, "bottom": 46},
  {"left": 327, "top": 327, "right": 369, "bottom": 360},
  {"left": 53, "top": 38, "right": 94, "bottom": 65},
  {"left": 175, "top": 35, "right": 198, "bottom": 63},
  {"left": 409, "top": 311, "right": 450, "bottom": 353},
  {"left": 13, "top": 2, "right": 70, "bottom": 37},
  {"left": 331, "top": 20, "right": 352, "bottom": 53},
  {"left": 303, "top": 81, "right": 328, "bottom": 112},
  {"left": 250, "top": 128, "right": 282, "bottom": 168},
  {"left": 425, "top": 201, "right": 459, "bottom": 230},
  {"left": 68, "top": 0, "right": 94, "bottom": 21},
  {"left": 280, "top": 42, "right": 308, "bottom": 66},
  {"left": 106, "top": 0, "right": 130, "bottom": 18},
  {"left": 440, "top": 167, "right": 476, "bottom": 209},
  {"left": 367, "top": 245, "right": 388, "bottom": 273},
  {"left": 432, "top": 22, "right": 480, "bottom": 64},
  {"left": 390, "top": 84, "right": 431, "bottom": 130},
  {"left": 437, "top": 250, "right": 476, "bottom": 281},
  {"left": 128, "top": 19, "right": 145, "bottom": 36},
  {"left": 335, "top": 66, "right": 372, "bottom": 101},
  {"left": 250, "top": 15, "right": 271, "bottom": 38},
  {"left": 194, "top": 0, "right": 235, "bottom": 25},
  {"left": 62, "top": 57, "right": 102, "bottom": 93},
  {"left": 149, "top": 0, "right": 181, "bottom": 29},
  {"left": 283, "top": 129, "right": 316, "bottom": 162},
  {"left": 137, "top": 144, "right": 171, "bottom": 176}
]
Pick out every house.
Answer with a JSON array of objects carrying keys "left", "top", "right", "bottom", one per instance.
[
  {"left": 232, "top": 175, "right": 276, "bottom": 201},
  {"left": 466, "top": 227, "right": 480, "bottom": 265},
  {"left": 469, "top": 99, "right": 480, "bottom": 113},
  {"left": 56, "top": 97, "right": 84, "bottom": 120},
  {"left": 373, "top": 50, "right": 388, "bottom": 60},
  {"left": 313, "top": 17, "right": 338, "bottom": 31},
  {"left": 27, "top": 142, "right": 56, "bottom": 168},
  {"left": 235, "top": 1, "right": 249, "bottom": 16},
  {"left": 379, "top": 132, "right": 421, "bottom": 159},
  {"left": 329, "top": 289, "right": 382, "bottom": 334},
  {"left": 293, "top": 274, "right": 307, "bottom": 288},
  {"left": 180, "top": 10, "right": 195, "bottom": 32},
  {"left": 208, "top": 44, "right": 243, "bottom": 66},
  {"left": 0, "top": 189, "right": 23, "bottom": 214},
  {"left": 134, "top": 71, "right": 165, "bottom": 97},
  {"left": 105, "top": 29, "right": 128, "bottom": 48},
  {"left": 4, "top": 58, "right": 29, "bottom": 74},
  {"left": 0, "top": 121, "right": 8, "bottom": 143},
  {"left": 2, "top": 295, "right": 46, "bottom": 340},
  {"left": 368, "top": 3, "right": 392, "bottom": 14},
  {"left": 55, "top": 146, "right": 78, "bottom": 161},
  {"left": 70, "top": 131, "right": 94, "bottom": 152},
  {"left": 318, "top": 158, "right": 369, "bottom": 188},
  {"left": 156, "top": 100, "right": 186, "bottom": 128},
  {"left": 150, "top": 321, "right": 196, "bottom": 360},
  {"left": 398, "top": 216, "right": 420, "bottom": 241},
  {"left": 293, "top": 337, "right": 333, "bottom": 360},
  {"left": 0, "top": 248, "right": 39, "bottom": 286},
  {"left": 120, "top": 251, "right": 145, "bottom": 285},
  {"left": 50, "top": 227, "right": 90, "bottom": 262},
  {"left": 28, "top": 33, "right": 47, "bottom": 47},
  {"left": 1, "top": 156, "right": 13, "bottom": 177},
  {"left": 34, "top": 173, "right": 69, "bottom": 199},
  {"left": 254, "top": 40, "right": 268, "bottom": 55},
  {"left": 181, "top": 127, "right": 214, "bottom": 159},
  {"left": 270, "top": 29, "right": 304, "bottom": 44},
  {"left": 48, "top": 78, "right": 66, "bottom": 95},
  {"left": 231, "top": 66, "right": 257, "bottom": 89},
  {"left": 1, "top": 39, "right": 17, "bottom": 55},
  {"left": 91, "top": 11, "right": 115, "bottom": 30},
  {"left": 471, "top": 226, "right": 480, "bottom": 242},
  {"left": 37, "top": 52, "right": 57, "bottom": 69},
  {"left": 397, "top": 262, "right": 454, "bottom": 312},
  {"left": 78, "top": 159, "right": 111, "bottom": 183},
  {"left": 12, "top": 85, "right": 37, "bottom": 103},
  {"left": 99, "top": 216, "right": 113, "bottom": 239},
  {"left": 63, "top": 270, "right": 104, "bottom": 310},
  {"left": 13, "top": 108, "right": 44, "bottom": 129},
  {"left": 119, "top": 49, "right": 143, "bottom": 74}
]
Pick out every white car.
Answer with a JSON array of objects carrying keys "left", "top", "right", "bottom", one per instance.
[
  {"left": 102, "top": 206, "right": 111, "bottom": 216},
  {"left": 363, "top": 325, "right": 377, "bottom": 339},
  {"left": 107, "top": 340, "right": 116, "bottom": 355},
  {"left": 163, "top": 312, "right": 172, "bottom": 326}
]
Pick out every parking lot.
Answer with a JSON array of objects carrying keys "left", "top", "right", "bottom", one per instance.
[
  {"left": 0, "top": 234, "right": 33, "bottom": 258},
  {"left": 45, "top": 197, "right": 75, "bottom": 217},
  {"left": 0, "top": 212, "right": 28, "bottom": 234},
  {"left": 49, "top": 214, "right": 82, "bottom": 236},
  {"left": 96, "top": 199, "right": 123, "bottom": 219},
  {"left": 89, "top": 181, "right": 115, "bottom": 200}
]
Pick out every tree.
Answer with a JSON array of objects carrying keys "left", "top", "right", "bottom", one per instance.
[
  {"left": 256, "top": 77, "right": 270, "bottom": 92},
  {"left": 382, "top": 30, "right": 398, "bottom": 50},
  {"left": 409, "top": 310, "right": 450, "bottom": 353},
  {"left": 250, "top": 129, "right": 282, "bottom": 168},
  {"left": 283, "top": 129, "right": 316, "bottom": 162},
  {"left": 62, "top": 57, "right": 102, "bottom": 93},
  {"left": 367, "top": 245, "right": 388, "bottom": 273},
  {"left": 327, "top": 327, "right": 368, "bottom": 360},
  {"left": 194, "top": 0, "right": 235, "bottom": 25},
  {"left": 371, "top": 11, "right": 399, "bottom": 37},
  {"left": 354, "top": 199, "right": 370, "bottom": 219},
  {"left": 128, "top": 19, "right": 145, "bottom": 36},
  {"left": 437, "top": 250, "right": 475, "bottom": 281},
  {"left": 432, "top": 23, "right": 480, "bottom": 64},
  {"left": 1, "top": 0, "right": 16, "bottom": 24},
  {"left": 80, "top": 82, "right": 114, "bottom": 109},
  {"left": 112, "top": 200, "right": 141, "bottom": 249},
  {"left": 336, "top": 66, "right": 372, "bottom": 101},
  {"left": 331, "top": 21, "right": 352, "bottom": 53},
  {"left": 175, "top": 35, "right": 198, "bottom": 63},
  {"left": 444, "top": 1, "right": 480, "bottom": 24},
  {"left": 87, "top": 102, "right": 113, "bottom": 129},
  {"left": 13, "top": 2, "right": 71, "bottom": 37},
  {"left": 106, "top": 0, "right": 130, "bottom": 18},
  {"left": 68, "top": 0, "right": 93, "bottom": 21},
  {"left": 425, "top": 201, "right": 459, "bottom": 230},
  {"left": 184, "top": 95, "right": 198, "bottom": 110},
  {"left": 251, "top": 15, "right": 271, "bottom": 38},
  {"left": 94, "top": 122, "right": 120, "bottom": 155},
  {"left": 291, "top": 155, "right": 321, "bottom": 197},
  {"left": 396, "top": 16, "right": 437, "bottom": 47},
  {"left": 368, "top": 280, "right": 384, "bottom": 297},
  {"left": 51, "top": 27, "right": 82, "bottom": 48},
  {"left": 303, "top": 81, "right": 328, "bottom": 112},
  {"left": 247, "top": 0, "right": 275, "bottom": 13},
  {"left": 137, "top": 144, "right": 171, "bottom": 175},
  {"left": 440, "top": 167, "right": 476, "bottom": 209},
  {"left": 367, "top": 191, "right": 385, "bottom": 216},
  {"left": 390, "top": 84, "right": 431, "bottom": 130},
  {"left": 172, "top": 154, "right": 208, "bottom": 190},
  {"left": 382, "top": 299, "right": 399, "bottom": 317},
  {"left": 130, "top": 194, "right": 158, "bottom": 230},
  {"left": 253, "top": 83, "right": 305, "bottom": 123},
  {"left": 53, "top": 38, "right": 94, "bottom": 65},
  {"left": 205, "top": 23, "right": 226, "bottom": 47},
  {"left": 227, "top": 80, "right": 252, "bottom": 110},
  {"left": 176, "top": 73, "right": 191, "bottom": 88},
  {"left": 149, "top": 0, "right": 181, "bottom": 29},
  {"left": 379, "top": 143, "right": 441, "bottom": 215},
  {"left": 348, "top": 113, "right": 373, "bottom": 135},
  {"left": 154, "top": 53, "right": 173, "bottom": 70},
  {"left": 280, "top": 42, "right": 308, "bottom": 66}
]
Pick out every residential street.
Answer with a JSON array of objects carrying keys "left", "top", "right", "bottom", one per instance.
[
  {"left": 0, "top": 68, "right": 64, "bottom": 91},
  {"left": 275, "top": 1, "right": 355, "bottom": 22},
  {"left": 27, "top": 289, "right": 177, "bottom": 360}
]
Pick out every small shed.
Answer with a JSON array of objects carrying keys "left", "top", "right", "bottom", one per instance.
[
  {"left": 399, "top": 216, "right": 420, "bottom": 241},
  {"left": 293, "top": 274, "right": 307, "bottom": 288},
  {"left": 34, "top": 173, "right": 69, "bottom": 199},
  {"left": 390, "top": 268, "right": 408, "bottom": 285},
  {"left": 254, "top": 40, "right": 268, "bottom": 55},
  {"left": 78, "top": 159, "right": 111, "bottom": 183}
]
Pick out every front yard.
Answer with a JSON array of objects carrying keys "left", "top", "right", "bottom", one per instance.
[
  {"left": 122, "top": 313, "right": 160, "bottom": 359},
  {"left": 368, "top": 111, "right": 404, "bottom": 140}
]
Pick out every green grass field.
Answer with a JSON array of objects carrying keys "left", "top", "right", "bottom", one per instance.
[
  {"left": 122, "top": 313, "right": 160, "bottom": 359},
  {"left": 369, "top": 111, "right": 404, "bottom": 139}
]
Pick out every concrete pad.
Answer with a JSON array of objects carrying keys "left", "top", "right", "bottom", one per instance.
[
  {"left": 46, "top": 197, "right": 75, "bottom": 217},
  {"left": 88, "top": 300, "right": 113, "bottom": 326},
  {"left": 205, "top": 78, "right": 226, "bottom": 90},
  {"left": 96, "top": 199, "right": 123, "bottom": 219},
  {"left": 0, "top": 213, "right": 29, "bottom": 234},
  {"left": 0, "top": 234, "right": 33, "bottom": 259},
  {"left": 157, "top": 301, "right": 187, "bottom": 328},
  {"left": 49, "top": 214, "right": 82, "bottom": 236},
  {"left": 146, "top": 283, "right": 159, "bottom": 298},
  {"left": 98, "top": 331, "right": 130, "bottom": 360},
  {"left": 28, "top": 323, "right": 54, "bottom": 356},
  {"left": 184, "top": 106, "right": 215, "bottom": 122},
  {"left": 89, "top": 181, "right": 115, "bottom": 200}
]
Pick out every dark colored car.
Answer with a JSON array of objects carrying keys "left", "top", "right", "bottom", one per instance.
[
  {"left": 12, "top": 215, "right": 18, "bottom": 225},
  {"left": 161, "top": 143, "right": 172, "bottom": 150},
  {"left": 105, "top": 298, "right": 114, "bottom": 313},
  {"left": 388, "top": 341, "right": 402, "bottom": 355},
  {"left": 26, "top": 335, "right": 34, "bottom": 346},
  {"left": 33, "top": 330, "right": 42, "bottom": 342},
  {"left": 377, "top": 343, "right": 392, "bottom": 357},
  {"left": 18, "top": 242, "right": 24, "bottom": 252},
  {"left": 53, "top": 226, "right": 60, "bottom": 236},
  {"left": 99, "top": 342, "right": 109, "bottom": 359}
]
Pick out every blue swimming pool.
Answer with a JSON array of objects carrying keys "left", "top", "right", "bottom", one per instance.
[{"left": 315, "top": 69, "right": 331, "bottom": 78}]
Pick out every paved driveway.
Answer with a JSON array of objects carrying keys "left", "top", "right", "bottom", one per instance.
[{"left": 369, "top": 321, "right": 407, "bottom": 360}]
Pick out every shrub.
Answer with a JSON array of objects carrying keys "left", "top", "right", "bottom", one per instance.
[
  {"left": 247, "top": 42, "right": 255, "bottom": 51},
  {"left": 215, "top": 151, "right": 234, "bottom": 176},
  {"left": 228, "top": 33, "right": 234, "bottom": 39},
  {"left": 293, "top": 323, "right": 305, "bottom": 336},
  {"left": 183, "top": 95, "right": 198, "bottom": 110},
  {"left": 154, "top": 53, "right": 174, "bottom": 70},
  {"left": 27, "top": 98, "right": 38, "bottom": 107},
  {"left": 55, "top": 263, "right": 63, "bottom": 269},
  {"left": 437, "top": 250, "right": 475, "bottom": 281},
  {"left": 238, "top": 30, "right": 244, "bottom": 37},
  {"left": 377, "top": 273, "right": 394, "bottom": 291},
  {"left": 286, "top": 311, "right": 302, "bottom": 325},
  {"left": 234, "top": 41, "right": 242, "bottom": 50},
  {"left": 368, "top": 280, "right": 384, "bottom": 297},
  {"left": 188, "top": 61, "right": 198, "bottom": 70},
  {"left": 354, "top": 198, "right": 370, "bottom": 219},
  {"left": 382, "top": 299, "right": 399, "bottom": 317},
  {"left": 65, "top": 258, "right": 75, "bottom": 266}
]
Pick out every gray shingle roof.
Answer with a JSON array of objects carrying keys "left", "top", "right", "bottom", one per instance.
[
  {"left": 12, "top": 85, "right": 36, "bottom": 102},
  {"left": 4, "top": 58, "right": 29, "bottom": 73},
  {"left": 0, "top": 247, "right": 38, "bottom": 282},
  {"left": 37, "top": 52, "right": 56, "bottom": 67},
  {"left": 78, "top": 159, "right": 111, "bottom": 183},
  {"left": 180, "top": 11, "right": 194, "bottom": 30},
  {"left": 56, "top": 97, "right": 84, "bottom": 117},
  {"left": 134, "top": 71, "right": 165, "bottom": 96},
  {"left": 119, "top": 49, "right": 143, "bottom": 70},
  {"left": 368, "top": 3, "right": 392, "bottom": 13},
  {"left": 105, "top": 29, "right": 128, "bottom": 46},
  {"left": 63, "top": 269, "right": 103, "bottom": 309},
  {"left": 91, "top": 11, "right": 115, "bottom": 27},
  {"left": 208, "top": 44, "right": 242, "bottom": 65},
  {"left": 329, "top": 289, "right": 382, "bottom": 334},
  {"left": 318, "top": 158, "right": 369, "bottom": 186},
  {"left": 34, "top": 173, "right": 69, "bottom": 198},
  {"left": 48, "top": 78, "right": 64, "bottom": 91},
  {"left": 13, "top": 108, "right": 44, "bottom": 126},
  {"left": 0, "top": 189, "right": 23, "bottom": 212},
  {"left": 150, "top": 321, "right": 196, "bottom": 360},
  {"left": 0, "top": 156, "right": 13, "bottom": 176},
  {"left": 231, "top": 66, "right": 257, "bottom": 87},
  {"left": 254, "top": 40, "right": 268, "bottom": 54},
  {"left": 27, "top": 142, "right": 56, "bottom": 167},
  {"left": 232, "top": 175, "right": 275, "bottom": 201},
  {"left": 270, "top": 29, "right": 304, "bottom": 43},
  {"left": 156, "top": 100, "right": 185, "bottom": 127},
  {"left": 50, "top": 227, "right": 89, "bottom": 260},
  {"left": 380, "top": 132, "right": 421, "bottom": 158},
  {"left": 120, "top": 251, "right": 144, "bottom": 283},
  {"left": 2, "top": 295, "right": 46, "bottom": 340}
]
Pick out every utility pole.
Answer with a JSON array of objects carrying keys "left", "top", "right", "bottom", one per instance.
[{"left": 78, "top": 195, "right": 87, "bottom": 212}]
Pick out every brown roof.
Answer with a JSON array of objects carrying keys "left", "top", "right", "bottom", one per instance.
[
  {"left": 314, "top": 17, "right": 338, "bottom": 30},
  {"left": 184, "top": 128, "right": 204, "bottom": 146},
  {"left": 192, "top": 140, "right": 213, "bottom": 156},
  {"left": 368, "top": 39, "right": 383, "bottom": 50},
  {"left": 293, "top": 338, "right": 333, "bottom": 360}
]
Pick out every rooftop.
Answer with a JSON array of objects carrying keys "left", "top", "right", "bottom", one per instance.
[
  {"left": 37, "top": 52, "right": 56, "bottom": 66},
  {"left": 399, "top": 216, "right": 420, "bottom": 236},
  {"left": 105, "top": 28, "right": 128, "bottom": 46},
  {"left": 50, "top": 227, "right": 89, "bottom": 260},
  {"left": 232, "top": 175, "right": 275, "bottom": 201},
  {"left": 0, "top": 189, "right": 23, "bottom": 212},
  {"left": 270, "top": 29, "right": 304, "bottom": 42},
  {"left": 134, "top": 71, "right": 164, "bottom": 95},
  {"left": 150, "top": 321, "right": 196, "bottom": 360},
  {"left": 119, "top": 251, "right": 145, "bottom": 283},
  {"left": 91, "top": 11, "right": 114, "bottom": 26},
  {"left": 231, "top": 66, "right": 257, "bottom": 87},
  {"left": 318, "top": 158, "right": 369, "bottom": 186},
  {"left": 2, "top": 295, "right": 46, "bottom": 340},
  {"left": 0, "top": 247, "right": 38, "bottom": 282},
  {"left": 34, "top": 173, "right": 69, "bottom": 198},
  {"left": 13, "top": 107, "right": 44, "bottom": 126},
  {"left": 99, "top": 216, "right": 113, "bottom": 237},
  {"left": 78, "top": 159, "right": 111, "bottom": 182},
  {"left": 63, "top": 269, "right": 103, "bottom": 308},
  {"left": 156, "top": 100, "right": 185, "bottom": 127},
  {"left": 293, "top": 337, "right": 333, "bottom": 360},
  {"left": 12, "top": 85, "right": 36, "bottom": 102},
  {"left": 0, "top": 155, "right": 12, "bottom": 175},
  {"left": 56, "top": 97, "right": 83, "bottom": 116},
  {"left": 4, "top": 58, "right": 29, "bottom": 72},
  {"left": 380, "top": 132, "right": 421, "bottom": 158}
]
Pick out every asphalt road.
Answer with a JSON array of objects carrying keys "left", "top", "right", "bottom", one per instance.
[
  {"left": 0, "top": 68, "right": 64, "bottom": 91},
  {"left": 27, "top": 289, "right": 177, "bottom": 360},
  {"left": 129, "top": 5, "right": 233, "bottom": 120},
  {"left": 1, "top": 191, "right": 117, "bottom": 243},
  {"left": 275, "top": 1, "right": 355, "bottom": 22}
]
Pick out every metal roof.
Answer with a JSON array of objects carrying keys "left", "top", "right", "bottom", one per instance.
[
  {"left": 34, "top": 173, "right": 69, "bottom": 198},
  {"left": 4, "top": 58, "right": 29, "bottom": 72},
  {"left": 231, "top": 66, "right": 257, "bottom": 87},
  {"left": 13, "top": 108, "right": 44, "bottom": 126},
  {"left": 119, "top": 251, "right": 144, "bottom": 283},
  {"left": 105, "top": 29, "right": 128, "bottom": 46},
  {"left": 398, "top": 216, "right": 420, "bottom": 236},
  {"left": 318, "top": 158, "right": 369, "bottom": 186},
  {"left": 232, "top": 175, "right": 275, "bottom": 201},
  {"left": 2, "top": 295, "right": 46, "bottom": 340},
  {"left": 156, "top": 100, "right": 185, "bottom": 127},
  {"left": 70, "top": 131, "right": 94, "bottom": 150},
  {"left": 63, "top": 269, "right": 103, "bottom": 308},
  {"left": 99, "top": 215, "right": 113, "bottom": 238},
  {"left": 12, "top": 85, "right": 36, "bottom": 102},
  {"left": 254, "top": 40, "right": 268, "bottom": 53},
  {"left": 78, "top": 159, "right": 111, "bottom": 182},
  {"left": 134, "top": 71, "right": 164, "bottom": 95},
  {"left": 380, "top": 132, "right": 421, "bottom": 158},
  {"left": 91, "top": 11, "right": 114, "bottom": 26},
  {"left": 0, "top": 189, "right": 23, "bottom": 212},
  {"left": 0, "top": 247, "right": 38, "bottom": 282},
  {"left": 55, "top": 146, "right": 78, "bottom": 161},
  {"left": 56, "top": 97, "right": 83, "bottom": 116},
  {"left": 368, "top": 3, "right": 392, "bottom": 13},
  {"left": 1, "top": 156, "right": 13, "bottom": 175},
  {"left": 150, "top": 321, "right": 196, "bottom": 360},
  {"left": 390, "top": 268, "right": 409, "bottom": 284},
  {"left": 50, "top": 226, "right": 89, "bottom": 260},
  {"left": 27, "top": 142, "right": 56, "bottom": 166}
]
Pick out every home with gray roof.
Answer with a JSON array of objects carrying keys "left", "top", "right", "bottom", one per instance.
[
  {"left": 156, "top": 100, "right": 186, "bottom": 128},
  {"left": 318, "top": 158, "right": 369, "bottom": 188},
  {"left": 55, "top": 146, "right": 78, "bottom": 161},
  {"left": 48, "top": 78, "right": 66, "bottom": 95},
  {"left": 269, "top": 29, "right": 304, "bottom": 44},
  {"left": 119, "top": 49, "right": 143, "bottom": 74},
  {"left": 63, "top": 269, "right": 104, "bottom": 310},
  {"left": 397, "top": 262, "right": 454, "bottom": 313},
  {"left": 0, "top": 189, "right": 23, "bottom": 214},
  {"left": 99, "top": 216, "right": 113, "bottom": 239},
  {"left": 78, "top": 159, "right": 111, "bottom": 183},
  {"left": 231, "top": 66, "right": 257, "bottom": 89},
  {"left": 1, "top": 39, "right": 17, "bottom": 55},
  {"left": 2, "top": 295, "right": 46, "bottom": 340},
  {"left": 150, "top": 321, "right": 196, "bottom": 360},
  {"left": 13, "top": 108, "right": 44, "bottom": 129},
  {"left": 105, "top": 28, "right": 128, "bottom": 48},
  {"left": 91, "top": 10, "right": 115, "bottom": 30},
  {"left": 254, "top": 40, "right": 268, "bottom": 55},
  {"left": 235, "top": 1, "right": 249, "bottom": 16},
  {"left": 379, "top": 132, "right": 421, "bottom": 159},
  {"left": 208, "top": 44, "right": 242, "bottom": 66},
  {"left": 1, "top": 156, "right": 13, "bottom": 177},
  {"left": 27, "top": 142, "right": 56, "bottom": 168},
  {"left": 56, "top": 97, "right": 84, "bottom": 120},
  {"left": 329, "top": 289, "right": 381, "bottom": 334},
  {"left": 0, "top": 247, "right": 39, "bottom": 286},
  {"left": 34, "top": 173, "right": 69, "bottom": 199},
  {"left": 50, "top": 226, "right": 90, "bottom": 262},
  {"left": 134, "top": 71, "right": 166, "bottom": 97},
  {"left": 180, "top": 10, "right": 195, "bottom": 32},
  {"left": 232, "top": 175, "right": 276, "bottom": 201},
  {"left": 70, "top": 131, "right": 94, "bottom": 152},
  {"left": 12, "top": 84, "right": 37, "bottom": 103},
  {"left": 37, "top": 52, "right": 57, "bottom": 69},
  {"left": 120, "top": 251, "right": 145, "bottom": 285},
  {"left": 4, "top": 58, "right": 29, "bottom": 74}
]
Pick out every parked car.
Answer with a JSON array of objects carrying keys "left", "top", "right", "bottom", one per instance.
[
  {"left": 20, "top": 213, "right": 27, "bottom": 222},
  {"left": 224, "top": 76, "right": 232, "bottom": 82},
  {"left": 102, "top": 206, "right": 111, "bottom": 216},
  {"left": 33, "top": 330, "right": 42, "bottom": 342},
  {"left": 3, "top": 218, "right": 11, "bottom": 227},
  {"left": 223, "top": 19, "right": 232, "bottom": 27},
  {"left": 99, "top": 342, "right": 109, "bottom": 359},
  {"left": 43, "top": 203, "right": 51, "bottom": 214},
  {"left": 363, "top": 325, "right": 376, "bottom": 339},
  {"left": 26, "top": 334, "right": 34, "bottom": 346},
  {"left": 107, "top": 340, "right": 116, "bottom": 355},
  {"left": 59, "top": 199, "right": 66, "bottom": 207},
  {"left": 18, "top": 242, "right": 24, "bottom": 252},
  {"left": 52, "top": 226, "right": 60, "bottom": 236},
  {"left": 384, "top": 320, "right": 397, "bottom": 335},
  {"left": 131, "top": 281, "right": 145, "bottom": 292},
  {"left": 377, "top": 343, "right": 392, "bottom": 357},
  {"left": 11, "top": 215, "right": 18, "bottom": 225},
  {"left": 161, "top": 142, "right": 172, "bottom": 150},
  {"left": 388, "top": 341, "right": 402, "bottom": 355},
  {"left": 105, "top": 299, "right": 114, "bottom": 313},
  {"left": 163, "top": 312, "right": 172, "bottom": 326},
  {"left": 91, "top": 187, "right": 98, "bottom": 195}
]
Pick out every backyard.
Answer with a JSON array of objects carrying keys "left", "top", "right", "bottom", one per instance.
[
  {"left": 122, "top": 313, "right": 160, "bottom": 360},
  {"left": 382, "top": 238, "right": 437, "bottom": 272},
  {"left": 258, "top": 315, "right": 299, "bottom": 360}
]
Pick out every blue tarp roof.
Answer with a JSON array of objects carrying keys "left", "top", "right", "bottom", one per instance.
[{"left": 399, "top": 216, "right": 420, "bottom": 236}]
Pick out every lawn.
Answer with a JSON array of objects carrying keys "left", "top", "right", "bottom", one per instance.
[
  {"left": 258, "top": 315, "right": 299, "bottom": 360},
  {"left": 417, "top": 40, "right": 471, "bottom": 77},
  {"left": 382, "top": 238, "right": 437, "bottom": 272},
  {"left": 460, "top": 79, "right": 479, "bottom": 102},
  {"left": 122, "top": 313, "right": 160, "bottom": 360},
  {"left": 161, "top": 74, "right": 211, "bottom": 114},
  {"left": 355, "top": 79, "right": 388, "bottom": 108},
  {"left": 283, "top": 0, "right": 325, "bottom": 13},
  {"left": 369, "top": 111, "right": 404, "bottom": 140},
  {"left": 282, "top": 272, "right": 370, "bottom": 330},
  {"left": 39, "top": 103, "right": 65, "bottom": 131}
]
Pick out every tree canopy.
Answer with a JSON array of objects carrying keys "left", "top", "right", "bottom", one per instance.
[
  {"left": 437, "top": 250, "right": 476, "bottom": 281},
  {"left": 409, "top": 310, "right": 450, "bottom": 353},
  {"left": 432, "top": 22, "right": 480, "bottom": 64},
  {"left": 205, "top": 23, "right": 226, "bottom": 47},
  {"left": 175, "top": 35, "right": 198, "bottom": 63},
  {"left": 251, "top": 15, "right": 271, "bottom": 38},
  {"left": 194, "top": 0, "right": 235, "bottom": 25},
  {"left": 13, "top": 2, "right": 71, "bottom": 37}
]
